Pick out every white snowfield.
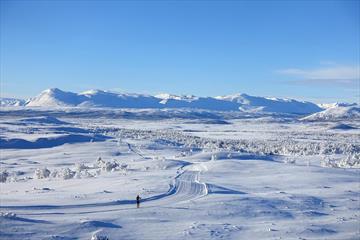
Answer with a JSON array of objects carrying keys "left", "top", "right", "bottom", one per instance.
[{"left": 0, "top": 107, "right": 359, "bottom": 240}]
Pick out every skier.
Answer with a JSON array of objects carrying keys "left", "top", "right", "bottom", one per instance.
[{"left": 136, "top": 195, "right": 141, "bottom": 208}]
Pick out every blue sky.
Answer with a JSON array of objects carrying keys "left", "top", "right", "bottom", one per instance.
[{"left": 1, "top": 0, "right": 359, "bottom": 103}]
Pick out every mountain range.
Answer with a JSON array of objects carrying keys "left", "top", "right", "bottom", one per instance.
[{"left": 0, "top": 88, "right": 357, "bottom": 116}]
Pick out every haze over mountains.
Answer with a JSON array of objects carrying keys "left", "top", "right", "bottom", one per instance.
[{"left": 1, "top": 88, "right": 358, "bottom": 116}]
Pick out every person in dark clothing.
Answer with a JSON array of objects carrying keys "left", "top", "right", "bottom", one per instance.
[{"left": 136, "top": 195, "right": 141, "bottom": 208}]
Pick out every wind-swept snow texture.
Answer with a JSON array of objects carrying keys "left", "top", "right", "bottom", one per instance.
[{"left": 0, "top": 108, "right": 359, "bottom": 240}]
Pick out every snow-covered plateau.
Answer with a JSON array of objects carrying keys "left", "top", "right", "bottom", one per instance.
[{"left": 0, "top": 104, "right": 359, "bottom": 239}]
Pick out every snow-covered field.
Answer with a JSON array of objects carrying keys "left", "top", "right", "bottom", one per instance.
[{"left": 0, "top": 108, "right": 359, "bottom": 240}]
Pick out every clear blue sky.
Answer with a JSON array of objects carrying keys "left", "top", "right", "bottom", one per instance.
[{"left": 1, "top": 0, "right": 359, "bottom": 103}]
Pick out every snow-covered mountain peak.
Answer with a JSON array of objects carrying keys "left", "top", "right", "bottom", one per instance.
[
  {"left": 155, "top": 93, "right": 198, "bottom": 102},
  {"left": 301, "top": 105, "right": 360, "bottom": 121},
  {"left": 0, "top": 98, "right": 26, "bottom": 107},
  {"left": 215, "top": 93, "right": 322, "bottom": 114},
  {"left": 79, "top": 89, "right": 105, "bottom": 95},
  {"left": 27, "top": 88, "right": 83, "bottom": 107},
  {"left": 317, "top": 102, "right": 357, "bottom": 109},
  {"left": 42, "top": 88, "right": 66, "bottom": 95},
  {"left": 3, "top": 88, "right": 337, "bottom": 115}
]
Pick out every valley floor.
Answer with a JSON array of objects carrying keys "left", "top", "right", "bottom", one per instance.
[{"left": 0, "top": 109, "right": 359, "bottom": 240}]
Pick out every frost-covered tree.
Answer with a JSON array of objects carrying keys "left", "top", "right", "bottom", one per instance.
[{"left": 34, "top": 168, "right": 51, "bottom": 179}]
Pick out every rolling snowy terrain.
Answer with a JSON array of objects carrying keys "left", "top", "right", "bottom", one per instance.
[{"left": 0, "top": 93, "right": 359, "bottom": 240}]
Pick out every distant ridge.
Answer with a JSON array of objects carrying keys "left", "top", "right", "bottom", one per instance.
[
  {"left": 1, "top": 88, "right": 327, "bottom": 114},
  {"left": 301, "top": 106, "right": 360, "bottom": 121},
  {"left": 0, "top": 98, "right": 26, "bottom": 107}
]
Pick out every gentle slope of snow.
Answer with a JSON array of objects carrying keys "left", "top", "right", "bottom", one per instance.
[{"left": 0, "top": 108, "right": 359, "bottom": 239}]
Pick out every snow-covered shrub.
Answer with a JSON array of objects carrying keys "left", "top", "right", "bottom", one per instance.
[
  {"left": 321, "top": 156, "right": 337, "bottom": 168},
  {"left": 56, "top": 168, "right": 76, "bottom": 180},
  {"left": 34, "top": 168, "right": 51, "bottom": 179},
  {"left": 323, "top": 154, "right": 360, "bottom": 168},
  {"left": 91, "top": 230, "right": 109, "bottom": 240},
  {"left": 338, "top": 154, "right": 360, "bottom": 168},
  {"left": 95, "top": 158, "right": 119, "bottom": 172},
  {"left": 95, "top": 157, "right": 105, "bottom": 168},
  {"left": 0, "top": 171, "right": 9, "bottom": 183},
  {"left": 103, "top": 161, "right": 119, "bottom": 172},
  {"left": 91, "top": 235, "right": 109, "bottom": 240},
  {"left": 74, "top": 169, "right": 94, "bottom": 178},
  {"left": 50, "top": 169, "right": 58, "bottom": 178},
  {"left": 75, "top": 163, "right": 89, "bottom": 171},
  {"left": 111, "top": 128, "right": 360, "bottom": 157}
]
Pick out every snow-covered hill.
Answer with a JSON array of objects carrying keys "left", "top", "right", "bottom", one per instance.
[
  {"left": 215, "top": 93, "right": 322, "bottom": 114},
  {"left": 26, "top": 88, "right": 241, "bottom": 111},
  {"left": 302, "top": 106, "right": 360, "bottom": 121},
  {"left": 26, "top": 88, "right": 86, "bottom": 107},
  {"left": 4, "top": 88, "right": 333, "bottom": 115},
  {"left": 317, "top": 102, "right": 357, "bottom": 109},
  {"left": 0, "top": 98, "right": 26, "bottom": 107}
]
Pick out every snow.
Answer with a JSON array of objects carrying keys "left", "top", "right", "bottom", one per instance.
[
  {"left": 0, "top": 107, "right": 359, "bottom": 239},
  {"left": 26, "top": 88, "right": 84, "bottom": 107},
  {"left": 317, "top": 102, "right": 357, "bottom": 109},
  {"left": 216, "top": 93, "right": 322, "bottom": 114},
  {"left": 34, "top": 168, "right": 51, "bottom": 179},
  {"left": 155, "top": 93, "right": 199, "bottom": 103},
  {"left": 302, "top": 106, "right": 360, "bottom": 121},
  {"left": 3, "top": 88, "right": 327, "bottom": 114},
  {"left": 0, "top": 98, "right": 26, "bottom": 107}
]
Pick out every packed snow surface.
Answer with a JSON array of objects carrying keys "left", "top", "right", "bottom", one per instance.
[{"left": 0, "top": 108, "right": 359, "bottom": 240}]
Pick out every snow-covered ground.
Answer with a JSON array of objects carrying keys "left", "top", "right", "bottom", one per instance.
[{"left": 0, "top": 108, "right": 359, "bottom": 240}]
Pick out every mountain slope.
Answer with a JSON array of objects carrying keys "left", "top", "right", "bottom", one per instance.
[
  {"left": 216, "top": 93, "right": 322, "bottom": 114},
  {"left": 301, "top": 106, "right": 360, "bottom": 121},
  {"left": 317, "top": 102, "right": 357, "bottom": 109},
  {"left": 23, "top": 88, "right": 326, "bottom": 114},
  {"left": 78, "top": 90, "right": 161, "bottom": 108},
  {"left": 0, "top": 98, "right": 26, "bottom": 107},
  {"left": 155, "top": 94, "right": 239, "bottom": 111},
  {"left": 26, "top": 88, "right": 86, "bottom": 107}
]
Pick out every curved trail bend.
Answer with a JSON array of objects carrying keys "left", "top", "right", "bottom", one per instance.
[{"left": 0, "top": 162, "right": 209, "bottom": 215}]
